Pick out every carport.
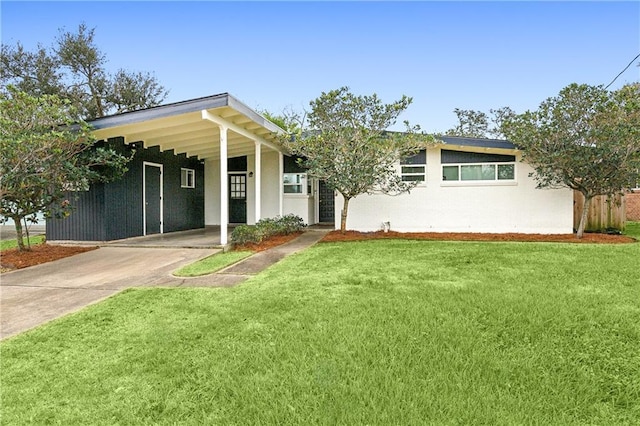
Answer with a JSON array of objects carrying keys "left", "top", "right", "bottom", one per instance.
[{"left": 85, "top": 94, "right": 287, "bottom": 245}]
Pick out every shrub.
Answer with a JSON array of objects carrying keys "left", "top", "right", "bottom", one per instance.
[
  {"left": 231, "top": 225, "right": 262, "bottom": 245},
  {"left": 278, "top": 214, "right": 306, "bottom": 234},
  {"left": 231, "top": 215, "right": 306, "bottom": 246}
]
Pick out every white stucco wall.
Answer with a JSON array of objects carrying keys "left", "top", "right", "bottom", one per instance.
[
  {"left": 334, "top": 147, "right": 574, "bottom": 234},
  {"left": 204, "top": 150, "right": 281, "bottom": 226},
  {"left": 283, "top": 195, "right": 315, "bottom": 224},
  {"left": 260, "top": 151, "right": 281, "bottom": 220}
]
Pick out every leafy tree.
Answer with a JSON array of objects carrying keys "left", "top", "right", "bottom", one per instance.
[
  {"left": 0, "top": 87, "right": 131, "bottom": 250},
  {"left": 445, "top": 107, "right": 516, "bottom": 139},
  {"left": 445, "top": 108, "right": 489, "bottom": 138},
  {"left": 283, "top": 87, "right": 433, "bottom": 232},
  {"left": 502, "top": 83, "right": 640, "bottom": 238},
  {"left": 1, "top": 24, "right": 168, "bottom": 119},
  {"left": 488, "top": 106, "right": 516, "bottom": 138}
]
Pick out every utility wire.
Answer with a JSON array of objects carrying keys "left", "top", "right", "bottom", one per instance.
[{"left": 604, "top": 52, "right": 640, "bottom": 89}]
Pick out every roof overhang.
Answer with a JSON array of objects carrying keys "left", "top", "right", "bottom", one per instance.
[{"left": 91, "top": 93, "right": 286, "bottom": 160}]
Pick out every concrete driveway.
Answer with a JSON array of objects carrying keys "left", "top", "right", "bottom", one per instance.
[{"left": 0, "top": 246, "right": 217, "bottom": 340}]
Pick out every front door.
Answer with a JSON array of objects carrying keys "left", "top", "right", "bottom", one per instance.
[
  {"left": 318, "top": 180, "right": 335, "bottom": 223},
  {"left": 144, "top": 163, "right": 162, "bottom": 235},
  {"left": 229, "top": 173, "right": 247, "bottom": 223}
]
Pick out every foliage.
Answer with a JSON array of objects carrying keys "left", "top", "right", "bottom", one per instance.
[
  {"left": 0, "top": 235, "right": 45, "bottom": 251},
  {"left": 0, "top": 87, "right": 131, "bottom": 250},
  {"left": 1, "top": 24, "right": 168, "bottom": 119},
  {"left": 261, "top": 107, "right": 304, "bottom": 133},
  {"left": 502, "top": 83, "right": 640, "bottom": 238},
  {"left": 172, "top": 251, "right": 252, "bottom": 277},
  {"left": 445, "top": 106, "right": 515, "bottom": 139},
  {"left": 231, "top": 214, "right": 306, "bottom": 245},
  {"left": 2, "top": 240, "right": 640, "bottom": 424},
  {"left": 231, "top": 224, "right": 263, "bottom": 245},
  {"left": 283, "top": 87, "right": 434, "bottom": 232}
]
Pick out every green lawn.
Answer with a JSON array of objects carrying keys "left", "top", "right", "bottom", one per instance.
[
  {"left": 0, "top": 234, "right": 45, "bottom": 250},
  {"left": 173, "top": 250, "right": 253, "bottom": 277},
  {"left": 2, "top": 238, "right": 639, "bottom": 424},
  {"left": 625, "top": 221, "right": 640, "bottom": 239}
]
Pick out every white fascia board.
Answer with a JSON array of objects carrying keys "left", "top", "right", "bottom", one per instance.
[{"left": 201, "top": 110, "right": 283, "bottom": 153}]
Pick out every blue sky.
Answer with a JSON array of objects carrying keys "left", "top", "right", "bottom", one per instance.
[{"left": 2, "top": 1, "right": 639, "bottom": 132}]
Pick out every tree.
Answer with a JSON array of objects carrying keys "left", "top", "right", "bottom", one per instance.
[
  {"left": 445, "top": 108, "right": 489, "bottom": 138},
  {"left": 502, "top": 83, "right": 640, "bottom": 238},
  {"left": 445, "top": 107, "right": 516, "bottom": 139},
  {"left": 283, "top": 87, "right": 434, "bottom": 232},
  {"left": 1, "top": 24, "right": 168, "bottom": 119},
  {"left": 0, "top": 87, "right": 131, "bottom": 250}
]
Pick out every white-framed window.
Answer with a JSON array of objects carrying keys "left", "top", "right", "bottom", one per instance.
[
  {"left": 400, "top": 150, "right": 426, "bottom": 182},
  {"left": 442, "top": 163, "right": 516, "bottom": 182},
  {"left": 181, "top": 168, "right": 195, "bottom": 188},
  {"left": 283, "top": 172, "right": 307, "bottom": 194}
]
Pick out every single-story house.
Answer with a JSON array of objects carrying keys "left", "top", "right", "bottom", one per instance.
[{"left": 46, "top": 93, "right": 574, "bottom": 244}]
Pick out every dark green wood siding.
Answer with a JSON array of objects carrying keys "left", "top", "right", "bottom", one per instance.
[
  {"left": 47, "top": 137, "right": 205, "bottom": 241},
  {"left": 441, "top": 149, "right": 515, "bottom": 164},
  {"left": 46, "top": 185, "right": 106, "bottom": 241}
]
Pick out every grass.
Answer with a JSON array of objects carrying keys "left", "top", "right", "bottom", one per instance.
[
  {"left": 173, "top": 250, "right": 253, "bottom": 277},
  {"left": 2, "top": 238, "right": 640, "bottom": 424},
  {"left": 0, "top": 234, "right": 45, "bottom": 251},
  {"left": 624, "top": 221, "right": 640, "bottom": 240}
]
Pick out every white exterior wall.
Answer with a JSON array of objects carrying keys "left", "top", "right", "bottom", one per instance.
[
  {"left": 335, "top": 147, "right": 574, "bottom": 234},
  {"left": 283, "top": 195, "right": 315, "bottom": 225},
  {"left": 260, "top": 151, "right": 281, "bottom": 219},
  {"left": 204, "top": 151, "right": 281, "bottom": 225},
  {"left": 204, "top": 159, "right": 220, "bottom": 225}
]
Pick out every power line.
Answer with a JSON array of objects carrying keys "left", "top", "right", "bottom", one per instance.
[{"left": 604, "top": 52, "right": 640, "bottom": 89}]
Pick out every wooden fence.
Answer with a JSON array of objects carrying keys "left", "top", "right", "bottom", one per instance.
[{"left": 573, "top": 191, "right": 626, "bottom": 232}]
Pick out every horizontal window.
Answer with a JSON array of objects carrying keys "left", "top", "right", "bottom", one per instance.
[
  {"left": 442, "top": 163, "right": 515, "bottom": 182},
  {"left": 284, "top": 173, "right": 308, "bottom": 195},
  {"left": 181, "top": 168, "right": 195, "bottom": 188}
]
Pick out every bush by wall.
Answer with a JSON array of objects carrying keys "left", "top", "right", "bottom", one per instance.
[{"left": 231, "top": 214, "right": 306, "bottom": 245}]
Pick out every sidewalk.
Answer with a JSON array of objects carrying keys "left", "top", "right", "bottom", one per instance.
[{"left": 167, "top": 230, "right": 330, "bottom": 287}]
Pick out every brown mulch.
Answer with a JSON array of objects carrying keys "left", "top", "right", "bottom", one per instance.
[
  {"left": 233, "top": 231, "right": 303, "bottom": 252},
  {"left": 321, "top": 230, "right": 637, "bottom": 244},
  {"left": 1, "top": 244, "right": 98, "bottom": 272}
]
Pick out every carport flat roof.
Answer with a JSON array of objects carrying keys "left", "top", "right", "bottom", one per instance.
[{"left": 90, "top": 93, "right": 286, "bottom": 160}]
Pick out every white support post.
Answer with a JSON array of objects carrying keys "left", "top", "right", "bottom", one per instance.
[
  {"left": 278, "top": 152, "right": 284, "bottom": 216},
  {"left": 254, "top": 141, "right": 262, "bottom": 223},
  {"left": 220, "top": 125, "right": 228, "bottom": 245}
]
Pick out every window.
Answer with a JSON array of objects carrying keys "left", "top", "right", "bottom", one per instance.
[
  {"left": 284, "top": 173, "right": 307, "bottom": 194},
  {"left": 181, "top": 168, "right": 195, "bottom": 188},
  {"left": 442, "top": 163, "right": 515, "bottom": 182},
  {"left": 400, "top": 150, "right": 426, "bottom": 182}
]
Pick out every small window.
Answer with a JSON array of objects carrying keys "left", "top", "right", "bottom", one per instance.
[
  {"left": 284, "top": 173, "right": 307, "bottom": 194},
  {"left": 181, "top": 168, "right": 195, "bottom": 188},
  {"left": 400, "top": 150, "right": 426, "bottom": 182}
]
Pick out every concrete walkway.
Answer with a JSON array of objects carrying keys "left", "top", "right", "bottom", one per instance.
[
  {"left": 168, "top": 230, "right": 329, "bottom": 287},
  {"left": 0, "top": 230, "right": 328, "bottom": 340}
]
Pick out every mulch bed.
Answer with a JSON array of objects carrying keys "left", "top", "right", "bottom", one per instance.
[
  {"left": 233, "top": 231, "right": 303, "bottom": 252},
  {"left": 321, "top": 230, "right": 637, "bottom": 244},
  {"left": 1, "top": 229, "right": 633, "bottom": 274},
  {"left": 1, "top": 244, "right": 98, "bottom": 272}
]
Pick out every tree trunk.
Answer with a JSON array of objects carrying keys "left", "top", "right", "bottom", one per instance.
[
  {"left": 23, "top": 216, "right": 31, "bottom": 250},
  {"left": 340, "top": 197, "right": 350, "bottom": 233},
  {"left": 577, "top": 194, "right": 592, "bottom": 239},
  {"left": 12, "top": 216, "right": 27, "bottom": 251}
]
